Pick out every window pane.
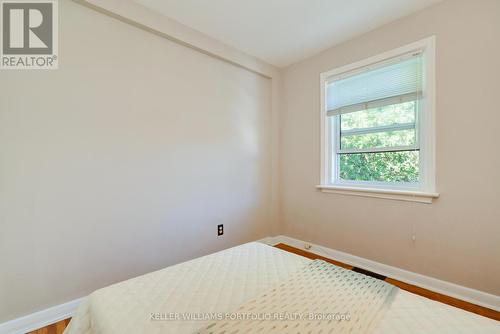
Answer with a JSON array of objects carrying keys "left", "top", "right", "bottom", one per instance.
[
  {"left": 340, "top": 101, "right": 415, "bottom": 131},
  {"left": 339, "top": 151, "right": 419, "bottom": 182},
  {"left": 341, "top": 129, "right": 416, "bottom": 150}
]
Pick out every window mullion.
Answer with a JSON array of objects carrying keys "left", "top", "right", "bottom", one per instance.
[
  {"left": 340, "top": 122, "right": 415, "bottom": 136},
  {"left": 338, "top": 145, "right": 419, "bottom": 155}
]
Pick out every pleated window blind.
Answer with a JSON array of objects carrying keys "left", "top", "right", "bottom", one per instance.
[{"left": 326, "top": 52, "right": 422, "bottom": 116}]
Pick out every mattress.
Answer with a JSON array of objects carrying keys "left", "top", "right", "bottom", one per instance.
[{"left": 65, "top": 242, "right": 500, "bottom": 334}]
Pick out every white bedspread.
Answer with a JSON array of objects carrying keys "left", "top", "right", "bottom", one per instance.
[
  {"left": 198, "top": 260, "right": 397, "bottom": 334},
  {"left": 65, "top": 242, "right": 500, "bottom": 334},
  {"left": 65, "top": 242, "right": 310, "bottom": 334}
]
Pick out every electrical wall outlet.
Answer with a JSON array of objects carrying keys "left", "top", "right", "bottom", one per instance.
[{"left": 217, "top": 224, "right": 224, "bottom": 236}]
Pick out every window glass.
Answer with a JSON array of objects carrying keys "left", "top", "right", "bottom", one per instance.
[
  {"left": 339, "top": 151, "right": 419, "bottom": 183},
  {"left": 340, "top": 101, "right": 416, "bottom": 131}
]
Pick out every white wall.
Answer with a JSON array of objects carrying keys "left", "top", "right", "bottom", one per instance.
[
  {"left": 0, "top": 0, "right": 274, "bottom": 322},
  {"left": 280, "top": 0, "right": 500, "bottom": 295}
]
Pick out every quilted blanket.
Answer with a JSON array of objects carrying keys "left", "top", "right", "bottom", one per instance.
[
  {"left": 197, "top": 260, "right": 397, "bottom": 334},
  {"left": 64, "top": 242, "right": 311, "bottom": 334}
]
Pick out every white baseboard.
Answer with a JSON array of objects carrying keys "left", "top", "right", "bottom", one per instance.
[
  {"left": 0, "top": 298, "right": 83, "bottom": 334},
  {"left": 262, "top": 235, "right": 500, "bottom": 312}
]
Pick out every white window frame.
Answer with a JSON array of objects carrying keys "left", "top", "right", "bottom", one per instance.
[{"left": 318, "top": 37, "right": 438, "bottom": 203}]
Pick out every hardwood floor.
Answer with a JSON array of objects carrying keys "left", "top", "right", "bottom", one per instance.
[
  {"left": 27, "top": 242, "right": 499, "bottom": 333},
  {"left": 27, "top": 318, "right": 70, "bottom": 334},
  {"left": 275, "top": 243, "right": 500, "bottom": 321}
]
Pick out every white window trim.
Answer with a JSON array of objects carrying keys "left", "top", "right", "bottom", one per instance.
[{"left": 318, "top": 37, "right": 438, "bottom": 204}]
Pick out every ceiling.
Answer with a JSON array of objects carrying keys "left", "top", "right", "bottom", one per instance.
[{"left": 135, "top": 0, "right": 442, "bottom": 68}]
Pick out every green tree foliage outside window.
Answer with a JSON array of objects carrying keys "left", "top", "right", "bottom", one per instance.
[{"left": 337, "top": 102, "right": 419, "bottom": 183}]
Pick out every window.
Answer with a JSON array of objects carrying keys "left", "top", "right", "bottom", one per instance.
[{"left": 319, "top": 38, "right": 438, "bottom": 203}]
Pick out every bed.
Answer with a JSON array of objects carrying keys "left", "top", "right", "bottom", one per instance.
[{"left": 64, "top": 242, "right": 500, "bottom": 334}]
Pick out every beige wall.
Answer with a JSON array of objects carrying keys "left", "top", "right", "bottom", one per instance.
[
  {"left": 0, "top": 0, "right": 273, "bottom": 322},
  {"left": 280, "top": 0, "right": 500, "bottom": 295}
]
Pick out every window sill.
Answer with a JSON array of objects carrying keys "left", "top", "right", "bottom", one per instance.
[{"left": 316, "top": 185, "right": 439, "bottom": 204}]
